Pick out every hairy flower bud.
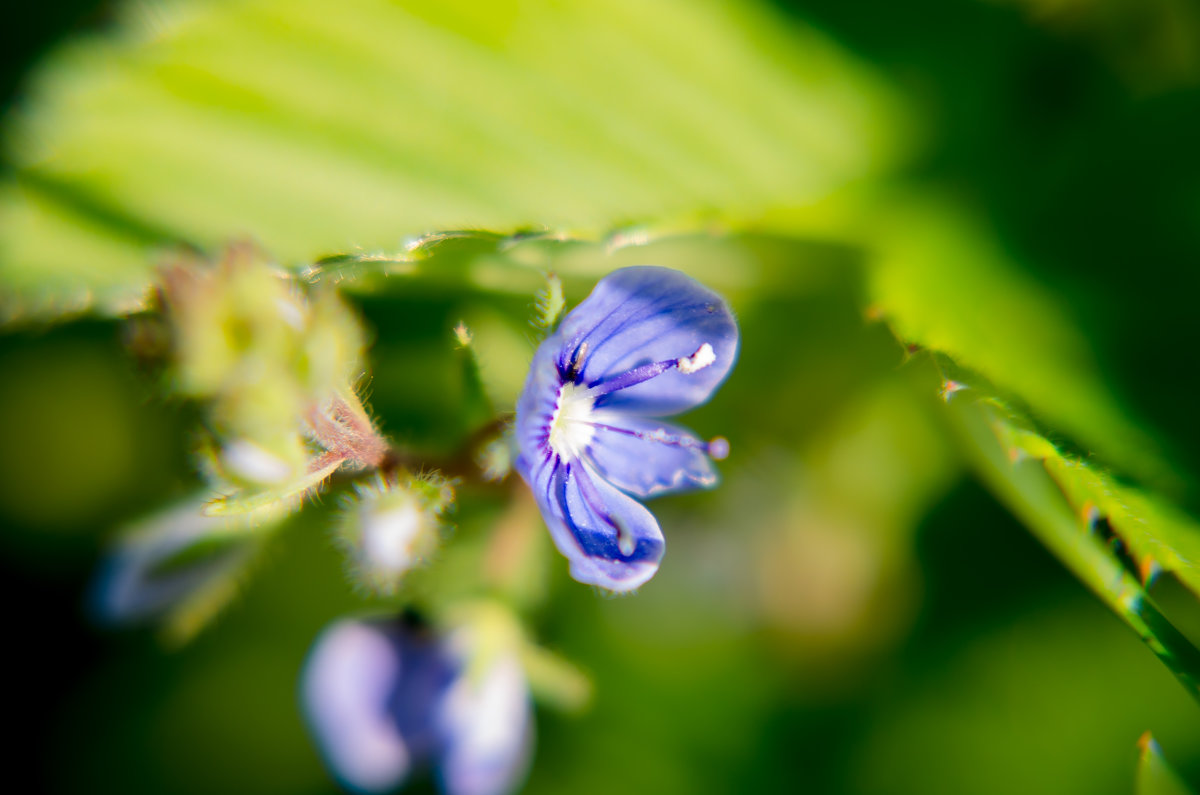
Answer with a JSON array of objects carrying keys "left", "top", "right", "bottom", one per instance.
[{"left": 337, "top": 474, "right": 455, "bottom": 594}]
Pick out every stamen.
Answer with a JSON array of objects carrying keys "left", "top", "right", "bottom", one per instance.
[
  {"left": 585, "top": 422, "right": 729, "bottom": 462},
  {"left": 587, "top": 341, "right": 718, "bottom": 397},
  {"left": 677, "top": 343, "right": 715, "bottom": 374},
  {"left": 587, "top": 422, "right": 707, "bottom": 451},
  {"left": 588, "top": 360, "right": 675, "bottom": 396},
  {"left": 566, "top": 341, "right": 589, "bottom": 381}
]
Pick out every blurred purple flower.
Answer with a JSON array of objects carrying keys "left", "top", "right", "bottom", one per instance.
[
  {"left": 302, "top": 618, "right": 532, "bottom": 795},
  {"left": 90, "top": 496, "right": 256, "bottom": 627},
  {"left": 514, "top": 266, "right": 738, "bottom": 592}
]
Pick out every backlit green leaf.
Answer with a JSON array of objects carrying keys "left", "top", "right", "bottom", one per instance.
[{"left": 0, "top": 0, "right": 907, "bottom": 319}]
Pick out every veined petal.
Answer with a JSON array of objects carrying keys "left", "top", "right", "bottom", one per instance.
[
  {"left": 584, "top": 413, "right": 719, "bottom": 499},
  {"left": 530, "top": 454, "right": 665, "bottom": 592},
  {"left": 301, "top": 621, "right": 414, "bottom": 795},
  {"left": 558, "top": 266, "right": 738, "bottom": 416},
  {"left": 514, "top": 334, "right": 562, "bottom": 474}
]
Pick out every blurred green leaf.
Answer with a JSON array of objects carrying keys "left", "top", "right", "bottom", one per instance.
[
  {"left": 204, "top": 456, "right": 344, "bottom": 525},
  {"left": 1138, "top": 733, "right": 1196, "bottom": 795},
  {"left": 868, "top": 197, "right": 1169, "bottom": 489},
  {"left": 160, "top": 540, "right": 267, "bottom": 646},
  {"left": 311, "top": 227, "right": 865, "bottom": 310},
  {"left": 998, "top": 0, "right": 1200, "bottom": 93},
  {"left": 0, "top": 0, "right": 908, "bottom": 319}
]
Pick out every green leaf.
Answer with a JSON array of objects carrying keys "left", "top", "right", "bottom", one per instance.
[
  {"left": 941, "top": 383, "right": 1200, "bottom": 701},
  {"left": 862, "top": 194, "right": 1200, "bottom": 699},
  {"left": 869, "top": 198, "right": 1171, "bottom": 490},
  {"left": 204, "top": 456, "right": 345, "bottom": 525},
  {"left": 0, "top": 0, "right": 908, "bottom": 319},
  {"left": 865, "top": 196, "right": 1200, "bottom": 702},
  {"left": 928, "top": 356, "right": 1200, "bottom": 602},
  {"left": 1137, "top": 733, "right": 1196, "bottom": 795},
  {"left": 307, "top": 227, "right": 864, "bottom": 308}
]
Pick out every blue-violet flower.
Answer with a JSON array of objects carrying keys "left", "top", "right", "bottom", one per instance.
[
  {"left": 514, "top": 266, "right": 738, "bottom": 591},
  {"left": 302, "top": 617, "right": 532, "bottom": 795}
]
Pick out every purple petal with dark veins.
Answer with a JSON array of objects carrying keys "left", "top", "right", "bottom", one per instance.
[
  {"left": 583, "top": 414, "right": 719, "bottom": 499},
  {"left": 514, "top": 334, "right": 561, "bottom": 477},
  {"left": 512, "top": 266, "right": 738, "bottom": 591},
  {"left": 557, "top": 266, "right": 738, "bottom": 416},
  {"left": 530, "top": 453, "right": 665, "bottom": 591}
]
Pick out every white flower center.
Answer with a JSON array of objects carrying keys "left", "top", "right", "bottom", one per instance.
[{"left": 548, "top": 382, "right": 596, "bottom": 461}]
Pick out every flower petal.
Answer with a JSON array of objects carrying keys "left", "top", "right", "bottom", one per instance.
[
  {"left": 514, "top": 334, "right": 561, "bottom": 476},
  {"left": 89, "top": 496, "right": 253, "bottom": 625},
  {"left": 301, "top": 621, "right": 414, "bottom": 795},
  {"left": 529, "top": 453, "right": 666, "bottom": 591},
  {"left": 583, "top": 413, "right": 719, "bottom": 499},
  {"left": 558, "top": 266, "right": 738, "bottom": 416},
  {"left": 436, "top": 652, "right": 534, "bottom": 795}
]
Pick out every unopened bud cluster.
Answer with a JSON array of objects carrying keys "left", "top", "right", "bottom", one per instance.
[{"left": 160, "top": 243, "right": 370, "bottom": 489}]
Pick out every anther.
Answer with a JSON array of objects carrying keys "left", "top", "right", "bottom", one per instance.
[
  {"left": 707, "top": 436, "right": 730, "bottom": 460},
  {"left": 566, "top": 341, "right": 589, "bottom": 381},
  {"left": 677, "top": 343, "right": 715, "bottom": 374}
]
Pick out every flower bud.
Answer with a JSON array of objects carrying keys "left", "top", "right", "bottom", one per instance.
[
  {"left": 338, "top": 474, "right": 454, "bottom": 594},
  {"left": 160, "top": 244, "right": 371, "bottom": 488}
]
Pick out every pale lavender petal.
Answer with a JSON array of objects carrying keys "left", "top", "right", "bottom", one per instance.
[
  {"left": 583, "top": 413, "right": 719, "bottom": 499},
  {"left": 529, "top": 453, "right": 665, "bottom": 591},
  {"left": 436, "top": 652, "right": 534, "bottom": 795},
  {"left": 90, "top": 496, "right": 252, "bottom": 625},
  {"left": 301, "top": 621, "right": 413, "bottom": 795},
  {"left": 556, "top": 266, "right": 738, "bottom": 416}
]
